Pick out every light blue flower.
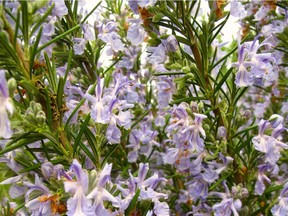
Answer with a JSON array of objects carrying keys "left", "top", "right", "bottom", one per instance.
[
  {"left": 64, "top": 160, "right": 95, "bottom": 216},
  {"left": 51, "top": 0, "right": 68, "bottom": 19},
  {"left": 271, "top": 182, "right": 288, "bottom": 216},
  {"left": 0, "top": 70, "right": 13, "bottom": 139},
  {"left": 127, "top": 23, "right": 145, "bottom": 46}
]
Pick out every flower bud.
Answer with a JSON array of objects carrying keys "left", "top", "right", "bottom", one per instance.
[
  {"left": 190, "top": 101, "right": 198, "bottom": 112},
  {"left": 243, "top": 110, "right": 252, "bottom": 119},
  {"left": 41, "top": 162, "right": 54, "bottom": 178},
  {"left": 269, "top": 114, "right": 283, "bottom": 128},
  {"left": 7, "top": 78, "right": 17, "bottom": 96},
  {"left": 53, "top": 164, "right": 64, "bottom": 179},
  {"left": 165, "top": 35, "right": 178, "bottom": 52},
  {"left": 36, "top": 110, "right": 46, "bottom": 124},
  {"left": 186, "top": 73, "right": 195, "bottom": 80},
  {"left": 203, "top": 124, "right": 210, "bottom": 132},
  {"left": 182, "top": 66, "right": 190, "bottom": 74},
  {"left": 197, "top": 101, "right": 204, "bottom": 111},
  {"left": 241, "top": 188, "right": 249, "bottom": 198},
  {"left": 234, "top": 199, "right": 242, "bottom": 210},
  {"left": 26, "top": 108, "right": 35, "bottom": 120},
  {"left": 235, "top": 114, "right": 242, "bottom": 123},
  {"left": 217, "top": 126, "right": 227, "bottom": 139},
  {"left": 33, "top": 102, "right": 42, "bottom": 113}
]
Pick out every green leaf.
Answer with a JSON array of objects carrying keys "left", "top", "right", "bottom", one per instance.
[
  {"left": 73, "top": 114, "right": 91, "bottom": 156},
  {"left": 152, "top": 13, "right": 164, "bottom": 22},
  {"left": 19, "top": 80, "right": 40, "bottom": 95},
  {"left": 125, "top": 189, "right": 140, "bottom": 215},
  {"left": 13, "top": 10, "right": 21, "bottom": 47},
  {"left": 37, "top": 25, "right": 80, "bottom": 53},
  {"left": 101, "top": 144, "right": 119, "bottom": 168},
  {"left": 44, "top": 52, "right": 57, "bottom": 92},
  {"left": 209, "top": 172, "right": 233, "bottom": 190},
  {"left": 171, "top": 96, "right": 207, "bottom": 104},
  {"left": 232, "top": 125, "right": 258, "bottom": 138},
  {"left": 81, "top": 1, "right": 102, "bottom": 24},
  {"left": 56, "top": 77, "right": 65, "bottom": 112},
  {"left": 83, "top": 127, "right": 99, "bottom": 167},
  {"left": 29, "top": 26, "right": 43, "bottom": 78},
  {"left": 208, "top": 13, "right": 230, "bottom": 45},
  {"left": 20, "top": 1, "right": 29, "bottom": 47},
  {"left": 153, "top": 71, "right": 185, "bottom": 76},
  {"left": 70, "top": 130, "right": 98, "bottom": 166},
  {"left": 31, "top": 5, "right": 53, "bottom": 36},
  {"left": 0, "top": 32, "right": 22, "bottom": 69},
  {"left": 233, "top": 87, "right": 248, "bottom": 106},
  {"left": 37, "top": 130, "right": 68, "bottom": 156},
  {"left": 0, "top": 134, "right": 45, "bottom": 156},
  {"left": 19, "top": 163, "right": 41, "bottom": 173},
  {"left": 209, "top": 45, "right": 238, "bottom": 73},
  {"left": 213, "top": 67, "right": 233, "bottom": 96}
]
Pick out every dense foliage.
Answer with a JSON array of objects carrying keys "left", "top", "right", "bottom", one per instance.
[{"left": 0, "top": 0, "right": 287, "bottom": 215}]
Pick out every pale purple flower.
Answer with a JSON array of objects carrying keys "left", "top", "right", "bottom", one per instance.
[
  {"left": 211, "top": 181, "right": 242, "bottom": 216},
  {"left": 117, "top": 47, "right": 140, "bottom": 70},
  {"left": 252, "top": 119, "right": 288, "bottom": 164},
  {"left": 51, "top": 0, "right": 68, "bottom": 19},
  {"left": 157, "top": 77, "right": 175, "bottom": 109},
  {"left": 187, "top": 174, "right": 209, "bottom": 201},
  {"left": 163, "top": 35, "right": 179, "bottom": 52},
  {"left": 85, "top": 75, "right": 134, "bottom": 144},
  {"left": 0, "top": 70, "right": 13, "bottom": 138},
  {"left": 138, "top": 0, "right": 157, "bottom": 7},
  {"left": 148, "top": 44, "right": 166, "bottom": 65},
  {"left": 0, "top": 150, "right": 23, "bottom": 173},
  {"left": 217, "top": 126, "right": 227, "bottom": 139},
  {"left": 72, "top": 24, "right": 95, "bottom": 55},
  {"left": 128, "top": 0, "right": 157, "bottom": 10},
  {"left": 162, "top": 147, "right": 179, "bottom": 164},
  {"left": 212, "top": 198, "right": 240, "bottom": 216},
  {"left": 41, "top": 162, "right": 54, "bottom": 178},
  {"left": 127, "top": 124, "right": 159, "bottom": 162},
  {"left": 87, "top": 163, "right": 119, "bottom": 214},
  {"left": 234, "top": 44, "right": 254, "bottom": 87},
  {"left": 105, "top": 32, "right": 125, "bottom": 52},
  {"left": 82, "top": 24, "right": 95, "bottom": 41},
  {"left": 190, "top": 202, "right": 213, "bottom": 216},
  {"left": 66, "top": 191, "right": 95, "bottom": 216},
  {"left": 64, "top": 160, "right": 95, "bottom": 216},
  {"left": 230, "top": 0, "right": 247, "bottom": 19},
  {"left": 234, "top": 37, "right": 276, "bottom": 87},
  {"left": 127, "top": 22, "right": 145, "bottom": 46},
  {"left": 153, "top": 200, "right": 170, "bottom": 216},
  {"left": 117, "top": 163, "right": 168, "bottom": 212},
  {"left": 106, "top": 119, "right": 121, "bottom": 144},
  {"left": 269, "top": 114, "right": 284, "bottom": 128},
  {"left": 0, "top": 175, "right": 25, "bottom": 199},
  {"left": 64, "top": 160, "right": 119, "bottom": 215},
  {"left": 42, "top": 16, "right": 56, "bottom": 36},
  {"left": 271, "top": 182, "right": 288, "bottom": 216},
  {"left": 254, "top": 163, "right": 278, "bottom": 195},
  {"left": 254, "top": 5, "right": 270, "bottom": 21},
  {"left": 24, "top": 175, "right": 54, "bottom": 216},
  {"left": 281, "top": 102, "right": 288, "bottom": 113},
  {"left": 85, "top": 78, "right": 109, "bottom": 124},
  {"left": 166, "top": 103, "right": 207, "bottom": 152},
  {"left": 73, "top": 38, "right": 87, "bottom": 55},
  {"left": 182, "top": 113, "right": 207, "bottom": 152},
  {"left": 254, "top": 102, "right": 268, "bottom": 118},
  {"left": 128, "top": 0, "right": 139, "bottom": 14}
]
